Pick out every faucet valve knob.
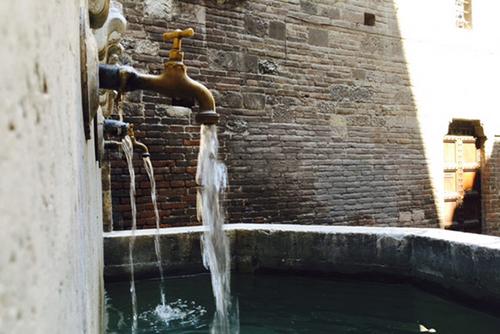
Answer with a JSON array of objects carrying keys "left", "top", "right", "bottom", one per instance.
[{"left": 163, "top": 28, "right": 194, "bottom": 62}]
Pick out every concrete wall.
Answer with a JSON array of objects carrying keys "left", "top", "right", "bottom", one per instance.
[
  {"left": 107, "top": 0, "right": 500, "bottom": 233},
  {"left": 0, "top": 1, "right": 104, "bottom": 333}
]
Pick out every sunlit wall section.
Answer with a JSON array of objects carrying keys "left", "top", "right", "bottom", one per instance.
[{"left": 395, "top": 0, "right": 500, "bottom": 232}]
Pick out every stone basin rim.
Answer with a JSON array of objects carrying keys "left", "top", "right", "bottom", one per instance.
[
  {"left": 104, "top": 224, "right": 500, "bottom": 310},
  {"left": 104, "top": 224, "right": 500, "bottom": 249}
]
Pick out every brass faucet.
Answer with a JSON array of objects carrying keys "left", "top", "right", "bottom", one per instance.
[
  {"left": 102, "top": 121, "right": 150, "bottom": 157},
  {"left": 99, "top": 28, "right": 218, "bottom": 124},
  {"left": 127, "top": 124, "right": 150, "bottom": 157}
]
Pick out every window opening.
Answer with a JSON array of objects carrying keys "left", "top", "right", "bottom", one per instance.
[{"left": 364, "top": 13, "right": 376, "bottom": 26}]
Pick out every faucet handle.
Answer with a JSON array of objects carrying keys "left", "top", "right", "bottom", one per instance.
[{"left": 163, "top": 28, "right": 194, "bottom": 62}]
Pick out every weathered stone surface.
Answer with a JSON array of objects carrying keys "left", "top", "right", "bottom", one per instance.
[
  {"left": 352, "top": 69, "right": 366, "bottom": 80},
  {"left": 351, "top": 86, "right": 372, "bottom": 102},
  {"left": 399, "top": 211, "right": 412, "bottom": 223},
  {"left": 165, "top": 106, "right": 191, "bottom": 118},
  {"left": 269, "top": 21, "right": 286, "bottom": 40},
  {"left": 258, "top": 59, "right": 279, "bottom": 75},
  {"left": 126, "top": 90, "right": 142, "bottom": 103},
  {"left": 329, "top": 114, "right": 346, "bottom": 127},
  {"left": 321, "top": 7, "right": 340, "bottom": 19},
  {"left": 343, "top": 10, "right": 363, "bottom": 24},
  {"left": 243, "top": 93, "right": 266, "bottom": 110},
  {"left": 243, "top": 54, "right": 259, "bottom": 73},
  {"left": 272, "top": 106, "right": 293, "bottom": 123},
  {"left": 308, "top": 28, "right": 329, "bottom": 47},
  {"left": 329, "top": 114, "right": 347, "bottom": 138},
  {"left": 300, "top": 0, "right": 317, "bottom": 15},
  {"left": 412, "top": 209, "right": 425, "bottom": 223},
  {"left": 135, "top": 39, "right": 159, "bottom": 56},
  {"left": 175, "top": 2, "right": 206, "bottom": 24},
  {"left": 221, "top": 92, "right": 243, "bottom": 108},
  {"left": 244, "top": 14, "right": 267, "bottom": 37},
  {"left": 361, "top": 35, "right": 383, "bottom": 53},
  {"left": 212, "top": 50, "right": 242, "bottom": 71},
  {"left": 330, "top": 84, "right": 372, "bottom": 103},
  {"left": 144, "top": 0, "right": 173, "bottom": 19},
  {"left": 224, "top": 118, "right": 248, "bottom": 134}
]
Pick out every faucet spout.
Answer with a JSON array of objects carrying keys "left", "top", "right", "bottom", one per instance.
[
  {"left": 103, "top": 119, "right": 129, "bottom": 137},
  {"left": 98, "top": 28, "right": 219, "bottom": 125},
  {"left": 98, "top": 64, "right": 218, "bottom": 125},
  {"left": 137, "top": 63, "right": 218, "bottom": 125},
  {"left": 127, "top": 124, "right": 150, "bottom": 157}
]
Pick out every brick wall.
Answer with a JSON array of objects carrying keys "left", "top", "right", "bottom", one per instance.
[
  {"left": 484, "top": 139, "right": 500, "bottom": 235},
  {"left": 108, "top": 0, "right": 439, "bottom": 230}
]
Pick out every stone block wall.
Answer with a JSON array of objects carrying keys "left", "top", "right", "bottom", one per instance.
[
  {"left": 1, "top": 1, "right": 104, "bottom": 332},
  {"left": 108, "top": 0, "right": 441, "bottom": 230}
]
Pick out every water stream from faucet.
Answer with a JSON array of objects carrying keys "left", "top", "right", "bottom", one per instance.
[
  {"left": 143, "top": 156, "right": 166, "bottom": 306},
  {"left": 196, "top": 125, "right": 239, "bottom": 333},
  {"left": 122, "top": 135, "right": 138, "bottom": 333}
]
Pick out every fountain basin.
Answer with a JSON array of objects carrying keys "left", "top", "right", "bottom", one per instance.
[
  {"left": 104, "top": 224, "right": 500, "bottom": 308},
  {"left": 106, "top": 272, "right": 500, "bottom": 333}
]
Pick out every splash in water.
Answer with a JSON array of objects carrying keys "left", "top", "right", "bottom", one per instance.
[
  {"left": 122, "top": 135, "right": 138, "bottom": 333},
  {"left": 140, "top": 299, "right": 208, "bottom": 331},
  {"left": 196, "top": 125, "right": 239, "bottom": 333},
  {"left": 143, "top": 156, "right": 166, "bottom": 307}
]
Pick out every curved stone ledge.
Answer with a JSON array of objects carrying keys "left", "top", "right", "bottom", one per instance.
[{"left": 104, "top": 224, "right": 500, "bottom": 306}]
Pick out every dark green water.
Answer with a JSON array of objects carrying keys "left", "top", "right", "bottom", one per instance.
[{"left": 105, "top": 274, "right": 500, "bottom": 333}]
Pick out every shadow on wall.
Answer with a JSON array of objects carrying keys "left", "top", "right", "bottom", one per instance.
[
  {"left": 449, "top": 172, "right": 481, "bottom": 233},
  {"left": 108, "top": 0, "right": 439, "bottom": 229}
]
